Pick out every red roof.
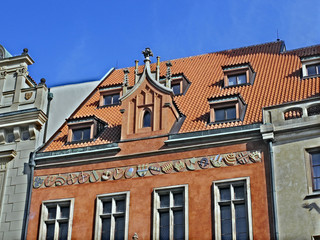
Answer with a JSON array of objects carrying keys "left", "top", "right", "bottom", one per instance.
[{"left": 43, "top": 41, "right": 320, "bottom": 152}]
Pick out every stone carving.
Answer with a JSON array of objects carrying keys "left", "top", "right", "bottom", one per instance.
[
  {"left": 34, "top": 150, "right": 262, "bottom": 189},
  {"left": 25, "top": 92, "right": 33, "bottom": 100},
  {"left": 142, "top": 47, "right": 153, "bottom": 59}
]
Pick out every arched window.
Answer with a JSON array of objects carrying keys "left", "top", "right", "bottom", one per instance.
[{"left": 143, "top": 110, "right": 151, "bottom": 128}]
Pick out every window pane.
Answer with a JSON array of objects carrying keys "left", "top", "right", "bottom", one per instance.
[
  {"left": 47, "top": 207, "right": 56, "bottom": 219},
  {"left": 237, "top": 74, "right": 246, "bottom": 84},
  {"left": 58, "top": 222, "right": 69, "bottom": 240},
  {"left": 221, "top": 205, "right": 232, "bottom": 237},
  {"left": 46, "top": 223, "right": 55, "bottom": 240},
  {"left": 220, "top": 187, "right": 231, "bottom": 201},
  {"left": 221, "top": 234, "right": 232, "bottom": 240},
  {"left": 101, "top": 218, "right": 111, "bottom": 240},
  {"left": 160, "top": 212, "right": 170, "bottom": 240},
  {"left": 113, "top": 94, "right": 120, "bottom": 104},
  {"left": 72, "top": 129, "right": 82, "bottom": 141},
  {"left": 215, "top": 109, "right": 225, "bottom": 121},
  {"left": 173, "top": 192, "right": 183, "bottom": 206},
  {"left": 60, "top": 206, "right": 69, "bottom": 219},
  {"left": 82, "top": 128, "right": 91, "bottom": 140},
  {"left": 143, "top": 111, "right": 151, "bottom": 127},
  {"left": 174, "top": 210, "right": 185, "bottom": 240},
  {"left": 236, "top": 204, "right": 248, "bottom": 239},
  {"left": 314, "top": 178, "right": 320, "bottom": 191},
  {"left": 313, "top": 166, "right": 320, "bottom": 178},
  {"left": 116, "top": 199, "right": 125, "bottom": 213},
  {"left": 307, "top": 65, "right": 317, "bottom": 76},
  {"left": 226, "top": 107, "right": 236, "bottom": 120},
  {"left": 220, "top": 205, "right": 231, "bottom": 220},
  {"left": 115, "top": 216, "right": 125, "bottom": 240},
  {"left": 104, "top": 95, "right": 112, "bottom": 105},
  {"left": 312, "top": 153, "right": 320, "bottom": 166},
  {"left": 228, "top": 76, "right": 237, "bottom": 86},
  {"left": 160, "top": 194, "right": 170, "bottom": 208},
  {"left": 103, "top": 201, "right": 112, "bottom": 214},
  {"left": 172, "top": 84, "right": 181, "bottom": 95},
  {"left": 317, "top": 65, "right": 320, "bottom": 74},
  {"left": 234, "top": 186, "right": 245, "bottom": 199}
]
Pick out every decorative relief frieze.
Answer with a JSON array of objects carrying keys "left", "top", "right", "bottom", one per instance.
[{"left": 33, "top": 150, "right": 262, "bottom": 189}]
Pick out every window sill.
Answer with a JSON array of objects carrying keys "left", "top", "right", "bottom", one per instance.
[
  {"left": 223, "top": 83, "right": 251, "bottom": 89},
  {"left": 302, "top": 73, "right": 320, "bottom": 80},
  {"left": 208, "top": 119, "right": 241, "bottom": 125},
  {"left": 304, "top": 192, "right": 320, "bottom": 200},
  {"left": 98, "top": 103, "right": 120, "bottom": 109}
]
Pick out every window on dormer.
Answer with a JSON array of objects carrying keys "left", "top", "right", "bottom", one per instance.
[
  {"left": 306, "top": 64, "right": 320, "bottom": 77},
  {"left": 72, "top": 127, "right": 91, "bottom": 141},
  {"left": 301, "top": 56, "right": 320, "bottom": 78},
  {"left": 228, "top": 74, "right": 246, "bottom": 86},
  {"left": 99, "top": 86, "right": 122, "bottom": 107},
  {"left": 172, "top": 83, "right": 181, "bottom": 95},
  {"left": 143, "top": 110, "right": 151, "bottom": 128},
  {"left": 104, "top": 93, "right": 120, "bottom": 106},
  {"left": 67, "top": 117, "right": 106, "bottom": 143},
  {"left": 215, "top": 106, "right": 237, "bottom": 121},
  {"left": 209, "top": 95, "right": 246, "bottom": 123},
  {"left": 223, "top": 63, "right": 255, "bottom": 87}
]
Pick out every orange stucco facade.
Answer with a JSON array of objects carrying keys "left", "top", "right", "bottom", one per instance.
[{"left": 27, "top": 138, "right": 271, "bottom": 239}]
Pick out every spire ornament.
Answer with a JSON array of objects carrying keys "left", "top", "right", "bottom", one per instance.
[
  {"left": 142, "top": 48, "right": 153, "bottom": 62},
  {"left": 165, "top": 60, "right": 172, "bottom": 88},
  {"left": 123, "top": 68, "right": 130, "bottom": 94}
]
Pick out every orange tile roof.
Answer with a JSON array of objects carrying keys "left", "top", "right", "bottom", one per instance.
[{"left": 43, "top": 41, "right": 320, "bottom": 152}]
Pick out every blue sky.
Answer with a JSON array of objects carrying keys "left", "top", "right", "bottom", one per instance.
[{"left": 2, "top": 0, "right": 319, "bottom": 87}]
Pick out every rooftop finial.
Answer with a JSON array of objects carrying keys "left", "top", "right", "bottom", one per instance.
[
  {"left": 123, "top": 68, "right": 130, "bottom": 94},
  {"left": 156, "top": 56, "right": 160, "bottom": 82},
  {"left": 142, "top": 48, "right": 153, "bottom": 61},
  {"left": 165, "top": 61, "right": 172, "bottom": 88},
  {"left": 22, "top": 48, "right": 28, "bottom": 55},
  {"left": 134, "top": 60, "right": 139, "bottom": 84}
]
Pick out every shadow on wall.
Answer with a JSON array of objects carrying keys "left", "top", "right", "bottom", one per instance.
[{"left": 302, "top": 202, "right": 320, "bottom": 214}]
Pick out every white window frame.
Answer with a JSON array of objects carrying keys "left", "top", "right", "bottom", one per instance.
[
  {"left": 94, "top": 191, "right": 130, "bottom": 240},
  {"left": 39, "top": 198, "right": 75, "bottom": 240},
  {"left": 212, "top": 177, "right": 253, "bottom": 240},
  {"left": 152, "top": 184, "right": 189, "bottom": 240},
  {"left": 301, "top": 56, "right": 320, "bottom": 77}
]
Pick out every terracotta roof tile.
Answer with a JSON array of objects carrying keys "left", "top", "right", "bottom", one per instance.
[{"left": 43, "top": 41, "right": 320, "bottom": 152}]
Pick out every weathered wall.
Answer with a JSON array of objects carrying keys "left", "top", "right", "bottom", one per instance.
[{"left": 27, "top": 140, "right": 271, "bottom": 239}]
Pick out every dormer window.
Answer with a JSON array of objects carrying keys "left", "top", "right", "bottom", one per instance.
[
  {"left": 301, "top": 56, "right": 320, "bottom": 78},
  {"left": 306, "top": 64, "right": 320, "bottom": 77},
  {"left": 208, "top": 95, "right": 246, "bottom": 123},
  {"left": 72, "top": 127, "right": 91, "bottom": 141},
  {"left": 104, "top": 93, "right": 120, "bottom": 106},
  {"left": 172, "top": 83, "right": 181, "bottom": 95},
  {"left": 160, "top": 74, "right": 191, "bottom": 95},
  {"left": 143, "top": 110, "right": 151, "bottom": 128},
  {"left": 99, "top": 86, "right": 122, "bottom": 107},
  {"left": 67, "top": 116, "right": 106, "bottom": 143},
  {"left": 222, "top": 63, "right": 255, "bottom": 87}
]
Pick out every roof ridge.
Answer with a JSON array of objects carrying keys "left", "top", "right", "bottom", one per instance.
[{"left": 284, "top": 43, "right": 320, "bottom": 53}]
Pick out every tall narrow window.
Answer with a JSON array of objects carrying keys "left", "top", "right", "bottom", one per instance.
[
  {"left": 153, "top": 185, "right": 188, "bottom": 240},
  {"left": 39, "top": 199, "right": 74, "bottom": 240},
  {"left": 143, "top": 110, "right": 151, "bottom": 128},
  {"left": 311, "top": 151, "right": 320, "bottom": 191},
  {"left": 213, "top": 178, "right": 252, "bottom": 240},
  {"left": 95, "top": 192, "right": 130, "bottom": 240}
]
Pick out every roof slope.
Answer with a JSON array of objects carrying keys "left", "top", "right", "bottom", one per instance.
[{"left": 43, "top": 41, "right": 320, "bottom": 152}]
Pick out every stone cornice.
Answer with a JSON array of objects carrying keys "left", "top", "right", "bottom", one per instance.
[{"left": 0, "top": 108, "right": 47, "bottom": 128}]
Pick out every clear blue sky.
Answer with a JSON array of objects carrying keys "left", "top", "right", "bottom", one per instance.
[{"left": 2, "top": 0, "right": 319, "bottom": 87}]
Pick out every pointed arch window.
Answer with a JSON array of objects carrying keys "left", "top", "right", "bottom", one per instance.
[{"left": 143, "top": 110, "right": 151, "bottom": 128}]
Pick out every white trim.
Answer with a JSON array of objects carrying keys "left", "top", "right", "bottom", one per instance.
[
  {"left": 153, "top": 184, "right": 188, "bottom": 240},
  {"left": 212, "top": 177, "right": 253, "bottom": 240},
  {"left": 94, "top": 191, "right": 130, "bottom": 240},
  {"left": 38, "top": 198, "right": 75, "bottom": 240},
  {"left": 301, "top": 56, "right": 320, "bottom": 77}
]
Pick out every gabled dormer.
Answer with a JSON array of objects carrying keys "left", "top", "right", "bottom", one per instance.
[{"left": 120, "top": 48, "right": 182, "bottom": 140}]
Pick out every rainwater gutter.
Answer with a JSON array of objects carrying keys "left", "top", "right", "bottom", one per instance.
[
  {"left": 21, "top": 145, "right": 43, "bottom": 240},
  {"left": 268, "top": 140, "right": 279, "bottom": 240}
]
